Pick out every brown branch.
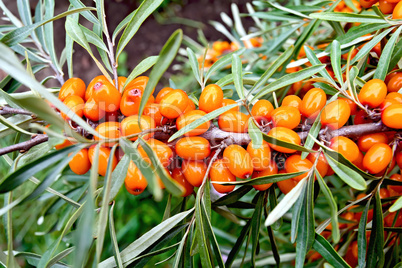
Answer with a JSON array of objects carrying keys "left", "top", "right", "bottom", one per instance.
[
  {"left": 0, "top": 134, "right": 48, "bottom": 156},
  {"left": 0, "top": 106, "right": 34, "bottom": 116}
]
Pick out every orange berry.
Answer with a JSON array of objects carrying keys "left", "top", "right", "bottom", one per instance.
[
  {"left": 393, "top": 1, "right": 402, "bottom": 19},
  {"left": 379, "top": 0, "right": 397, "bottom": 14},
  {"left": 277, "top": 178, "right": 298, "bottom": 194},
  {"left": 176, "top": 110, "right": 210, "bottom": 136},
  {"left": 380, "top": 98, "right": 400, "bottom": 110},
  {"left": 94, "top": 122, "right": 120, "bottom": 147},
  {"left": 175, "top": 137, "right": 210, "bottom": 160},
  {"left": 88, "top": 146, "right": 117, "bottom": 176},
  {"left": 84, "top": 97, "right": 106, "bottom": 121},
  {"left": 357, "top": 133, "right": 388, "bottom": 152},
  {"left": 199, "top": 84, "right": 224, "bottom": 113},
  {"left": 320, "top": 99, "right": 351, "bottom": 130},
  {"left": 125, "top": 76, "right": 154, "bottom": 95},
  {"left": 389, "top": 173, "right": 402, "bottom": 193},
  {"left": 285, "top": 155, "right": 313, "bottom": 181},
  {"left": 353, "top": 151, "right": 365, "bottom": 170},
  {"left": 69, "top": 149, "right": 91, "bottom": 175},
  {"left": 379, "top": 188, "right": 390, "bottom": 199},
  {"left": 384, "top": 211, "right": 402, "bottom": 227},
  {"left": 281, "top": 95, "right": 302, "bottom": 109},
  {"left": 300, "top": 88, "right": 327, "bottom": 120},
  {"left": 362, "top": 143, "right": 392, "bottom": 174},
  {"left": 386, "top": 92, "right": 402, "bottom": 103},
  {"left": 307, "top": 151, "right": 329, "bottom": 177},
  {"left": 120, "top": 89, "right": 154, "bottom": 117},
  {"left": 251, "top": 100, "right": 274, "bottom": 121},
  {"left": 120, "top": 115, "right": 155, "bottom": 141},
  {"left": 330, "top": 136, "right": 359, "bottom": 163},
  {"left": 358, "top": 79, "right": 387, "bottom": 108},
  {"left": 59, "top": 77, "right": 86, "bottom": 101},
  {"left": 396, "top": 151, "right": 402, "bottom": 169},
  {"left": 159, "top": 89, "right": 189, "bottom": 119},
  {"left": 246, "top": 141, "right": 271, "bottom": 171},
  {"left": 86, "top": 75, "right": 121, "bottom": 112},
  {"left": 138, "top": 138, "right": 173, "bottom": 167},
  {"left": 155, "top": 87, "right": 173, "bottom": 103},
  {"left": 223, "top": 144, "right": 254, "bottom": 179},
  {"left": 125, "top": 161, "right": 148, "bottom": 195},
  {"left": 183, "top": 99, "right": 196, "bottom": 114},
  {"left": 387, "top": 72, "right": 402, "bottom": 92},
  {"left": 143, "top": 103, "right": 167, "bottom": 127},
  {"left": 61, "top": 95, "right": 84, "bottom": 120},
  {"left": 271, "top": 106, "right": 301, "bottom": 129},
  {"left": 218, "top": 110, "right": 249, "bottom": 133},
  {"left": 210, "top": 159, "right": 236, "bottom": 193},
  {"left": 360, "top": 0, "right": 378, "bottom": 8},
  {"left": 182, "top": 160, "right": 207, "bottom": 187},
  {"left": 267, "top": 127, "right": 301, "bottom": 154},
  {"left": 251, "top": 160, "right": 277, "bottom": 191},
  {"left": 222, "top": 99, "right": 240, "bottom": 112},
  {"left": 172, "top": 167, "right": 194, "bottom": 197},
  {"left": 55, "top": 139, "right": 73, "bottom": 150},
  {"left": 114, "top": 76, "right": 126, "bottom": 92},
  {"left": 382, "top": 104, "right": 402, "bottom": 129}
]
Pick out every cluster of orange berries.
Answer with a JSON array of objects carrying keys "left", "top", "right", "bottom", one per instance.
[{"left": 359, "top": 0, "right": 402, "bottom": 18}]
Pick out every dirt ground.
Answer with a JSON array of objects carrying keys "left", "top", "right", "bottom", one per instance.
[{"left": 3, "top": 0, "right": 253, "bottom": 88}]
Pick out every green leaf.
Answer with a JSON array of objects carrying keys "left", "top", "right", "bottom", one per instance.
[
  {"left": 324, "top": 154, "right": 367, "bottom": 190},
  {"left": 109, "top": 203, "right": 124, "bottom": 268},
  {"left": 374, "top": 26, "right": 402, "bottom": 81},
  {"left": 305, "top": 46, "right": 337, "bottom": 86},
  {"left": 309, "top": 12, "right": 387, "bottom": 24},
  {"left": 186, "top": 47, "right": 202, "bottom": 86},
  {"left": 0, "top": 7, "right": 95, "bottom": 46},
  {"left": 357, "top": 198, "right": 371, "bottom": 268},
  {"left": 80, "top": 25, "right": 108, "bottom": 52},
  {"left": 216, "top": 171, "right": 307, "bottom": 186},
  {"left": 225, "top": 219, "right": 252, "bottom": 267},
  {"left": 389, "top": 195, "right": 402, "bottom": 212},
  {"left": 138, "top": 138, "right": 184, "bottom": 197},
  {"left": 112, "top": 9, "right": 134, "bottom": 43},
  {"left": 248, "top": 118, "right": 263, "bottom": 149},
  {"left": 265, "top": 177, "right": 307, "bottom": 226},
  {"left": 315, "top": 170, "right": 340, "bottom": 243},
  {"left": 204, "top": 48, "right": 245, "bottom": 83},
  {"left": 249, "top": 45, "right": 294, "bottom": 96},
  {"left": 43, "top": 0, "right": 61, "bottom": 74},
  {"left": 312, "top": 233, "right": 351, "bottom": 268},
  {"left": 232, "top": 54, "right": 245, "bottom": 100},
  {"left": 168, "top": 102, "right": 239, "bottom": 142},
  {"left": 213, "top": 185, "right": 253, "bottom": 206},
  {"left": 99, "top": 208, "right": 194, "bottom": 267},
  {"left": 367, "top": 189, "right": 385, "bottom": 267},
  {"left": 0, "top": 145, "right": 77, "bottom": 193},
  {"left": 109, "top": 155, "right": 130, "bottom": 202},
  {"left": 331, "top": 40, "right": 343, "bottom": 84},
  {"left": 69, "top": 0, "right": 99, "bottom": 25},
  {"left": 388, "top": 38, "right": 402, "bottom": 72},
  {"left": 334, "top": 23, "right": 389, "bottom": 47},
  {"left": 262, "top": 132, "right": 314, "bottom": 153},
  {"left": 301, "top": 117, "right": 321, "bottom": 159},
  {"left": 138, "top": 29, "right": 182, "bottom": 122},
  {"left": 252, "top": 64, "right": 325, "bottom": 101},
  {"left": 291, "top": 183, "right": 306, "bottom": 243},
  {"left": 116, "top": 0, "right": 164, "bottom": 60},
  {"left": 251, "top": 192, "right": 264, "bottom": 266},
  {"left": 122, "top": 55, "right": 158, "bottom": 91}
]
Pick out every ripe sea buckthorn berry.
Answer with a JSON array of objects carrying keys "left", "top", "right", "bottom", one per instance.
[
  {"left": 55, "top": 139, "right": 73, "bottom": 150},
  {"left": 362, "top": 143, "right": 392, "bottom": 174},
  {"left": 357, "top": 133, "right": 388, "bottom": 152},
  {"left": 59, "top": 77, "right": 86, "bottom": 101},
  {"left": 285, "top": 155, "right": 313, "bottom": 181},
  {"left": 114, "top": 76, "right": 126, "bottom": 92},
  {"left": 87, "top": 75, "right": 121, "bottom": 112},
  {"left": 69, "top": 149, "right": 91, "bottom": 175},
  {"left": 321, "top": 99, "right": 351, "bottom": 130},
  {"left": 84, "top": 97, "right": 106, "bottom": 122},
  {"left": 120, "top": 90, "right": 154, "bottom": 117},
  {"left": 176, "top": 110, "right": 210, "bottom": 136},
  {"left": 358, "top": 79, "right": 387, "bottom": 108},
  {"left": 143, "top": 103, "right": 167, "bottom": 127},
  {"left": 379, "top": 188, "right": 390, "bottom": 199},
  {"left": 393, "top": 1, "right": 402, "bottom": 19},
  {"left": 281, "top": 95, "right": 301, "bottom": 109},
  {"left": 384, "top": 211, "right": 402, "bottom": 227},
  {"left": 387, "top": 72, "right": 402, "bottom": 92},
  {"left": 380, "top": 98, "right": 399, "bottom": 110},
  {"left": 300, "top": 88, "right": 327, "bottom": 120},
  {"left": 353, "top": 151, "right": 365, "bottom": 170},
  {"left": 182, "top": 160, "right": 207, "bottom": 187},
  {"left": 138, "top": 138, "right": 173, "bottom": 167},
  {"left": 222, "top": 99, "right": 240, "bottom": 112},
  {"left": 183, "top": 99, "right": 196, "bottom": 114},
  {"left": 61, "top": 95, "right": 84, "bottom": 120},
  {"left": 251, "top": 100, "right": 274, "bottom": 121},
  {"left": 389, "top": 173, "right": 402, "bottom": 193},
  {"left": 210, "top": 159, "right": 236, "bottom": 193},
  {"left": 246, "top": 141, "right": 271, "bottom": 171},
  {"left": 159, "top": 89, "right": 189, "bottom": 119},
  {"left": 386, "top": 92, "right": 402, "bottom": 103},
  {"left": 223, "top": 144, "right": 254, "bottom": 179},
  {"left": 175, "top": 137, "right": 210, "bottom": 160},
  {"left": 396, "top": 151, "right": 402, "bottom": 169},
  {"left": 199, "top": 84, "right": 224, "bottom": 113},
  {"left": 277, "top": 177, "right": 298, "bottom": 194},
  {"left": 218, "top": 110, "right": 249, "bottom": 133},
  {"left": 271, "top": 106, "right": 301, "bottom": 129},
  {"left": 251, "top": 160, "right": 278, "bottom": 191},
  {"left": 88, "top": 146, "right": 117, "bottom": 176},
  {"left": 267, "top": 127, "right": 301, "bottom": 154},
  {"left": 354, "top": 110, "right": 373, "bottom": 125},
  {"left": 307, "top": 151, "right": 329, "bottom": 177},
  {"left": 125, "top": 161, "right": 148, "bottom": 195},
  {"left": 155, "top": 87, "right": 173, "bottom": 103},
  {"left": 125, "top": 76, "right": 154, "bottom": 94},
  {"left": 121, "top": 115, "right": 155, "bottom": 141},
  {"left": 379, "top": 0, "right": 397, "bottom": 13},
  {"left": 171, "top": 167, "right": 194, "bottom": 197},
  {"left": 94, "top": 122, "right": 120, "bottom": 146},
  {"left": 382, "top": 104, "right": 402, "bottom": 129},
  {"left": 330, "top": 136, "right": 359, "bottom": 163},
  {"left": 360, "top": 0, "right": 378, "bottom": 8}
]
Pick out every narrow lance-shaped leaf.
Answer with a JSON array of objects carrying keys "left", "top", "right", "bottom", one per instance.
[
  {"left": 251, "top": 192, "right": 264, "bottom": 266},
  {"left": 331, "top": 40, "right": 343, "bottom": 84},
  {"left": 122, "top": 55, "right": 159, "bottom": 91},
  {"left": 186, "top": 47, "right": 202, "bottom": 86},
  {"left": 312, "top": 233, "right": 351, "bottom": 268},
  {"left": 138, "top": 29, "right": 183, "bottom": 124},
  {"left": 291, "top": 183, "right": 306, "bottom": 243},
  {"left": 366, "top": 189, "right": 385, "bottom": 267},
  {"left": 309, "top": 12, "right": 388, "bottom": 24},
  {"left": 262, "top": 132, "right": 315, "bottom": 153},
  {"left": 357, "top": 198, "right": 371, "bottom": 268},
  {"left": 204, "top": 48, "right": 246, "bottom": 83},
  {"left": 109, "top": 202, "right": 124, "bottom": 268},
  {"left": 216, "top": 171, "right": 307, "bottom": 186},
  {"left": 232, "top": 54, "right": 245, "bottom": 100},
  {"left": 305, "top": 46, "right": 337, "bottom": 86},
  {"left": 248, "top": 118, "right": 263, "bottom": 149}
]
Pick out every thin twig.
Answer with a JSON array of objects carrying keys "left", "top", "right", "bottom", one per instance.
[
  {"left": 0, "top": 106, "right": 34, "bottom": 116},
  {"left": 101, "top": 10, "right": 119, "bottom": 89},
  {"left": 0, "top": 134, "right": 48, "bottom": 156}
]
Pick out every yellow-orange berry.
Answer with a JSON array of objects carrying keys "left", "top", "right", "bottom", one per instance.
[
  {"left": 172, "top": 167, "right": 194, "bottom": 197},
  {"left": 247, "top": 141, "right": 271, "bottom": 171},
  {"left": 210, "top": 159, "right": 236, "bottom": 193},
  {"left": 251, "top": 161, "right": 277, "bottom": 191},
  {"left": 120, "top": 115, "right": 155, "bottom": 141},
  {"left": 218, "top": 110, "right": 249, "bottom": 133},
  {"left": 175, "top": 137, "right": 211, "bottom": 160},
  {"left": 94, "top": 122, "right": 120, "bottom": 147},
  {"left": 138, "top": 138, "right": 173, "bottom": 167},
  {"left": 176, "top": 110, "right": 210, "bottom": 136},
  {"left": 69, "top": 149, "right": 91, "bottom": 175},
  {"left": 59, "top": 77, "right": 86, "bottom": 101},
  {"left": 182, "top": 160, "right": 207, "bottom": 187},
  {"left": 223, "top": 144, "right": 253, "bottom": 179},
  {"left": 159, "top": 89, "right": 189, "bottom": 119},
  {"left": 88, "top": 146, "right": 117, "bottom": 176},
  {"left": 267, "top": 127, "right": 301, "bottom": 154},
  {"left": 199, "top": 84, "right": 224, "bottom": 113},
  {"left": 125, "top": 161, "right": 148, "bottom": 195},
  {"left": 61, "top": 95, "right": 84, "bottom": 120}
]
